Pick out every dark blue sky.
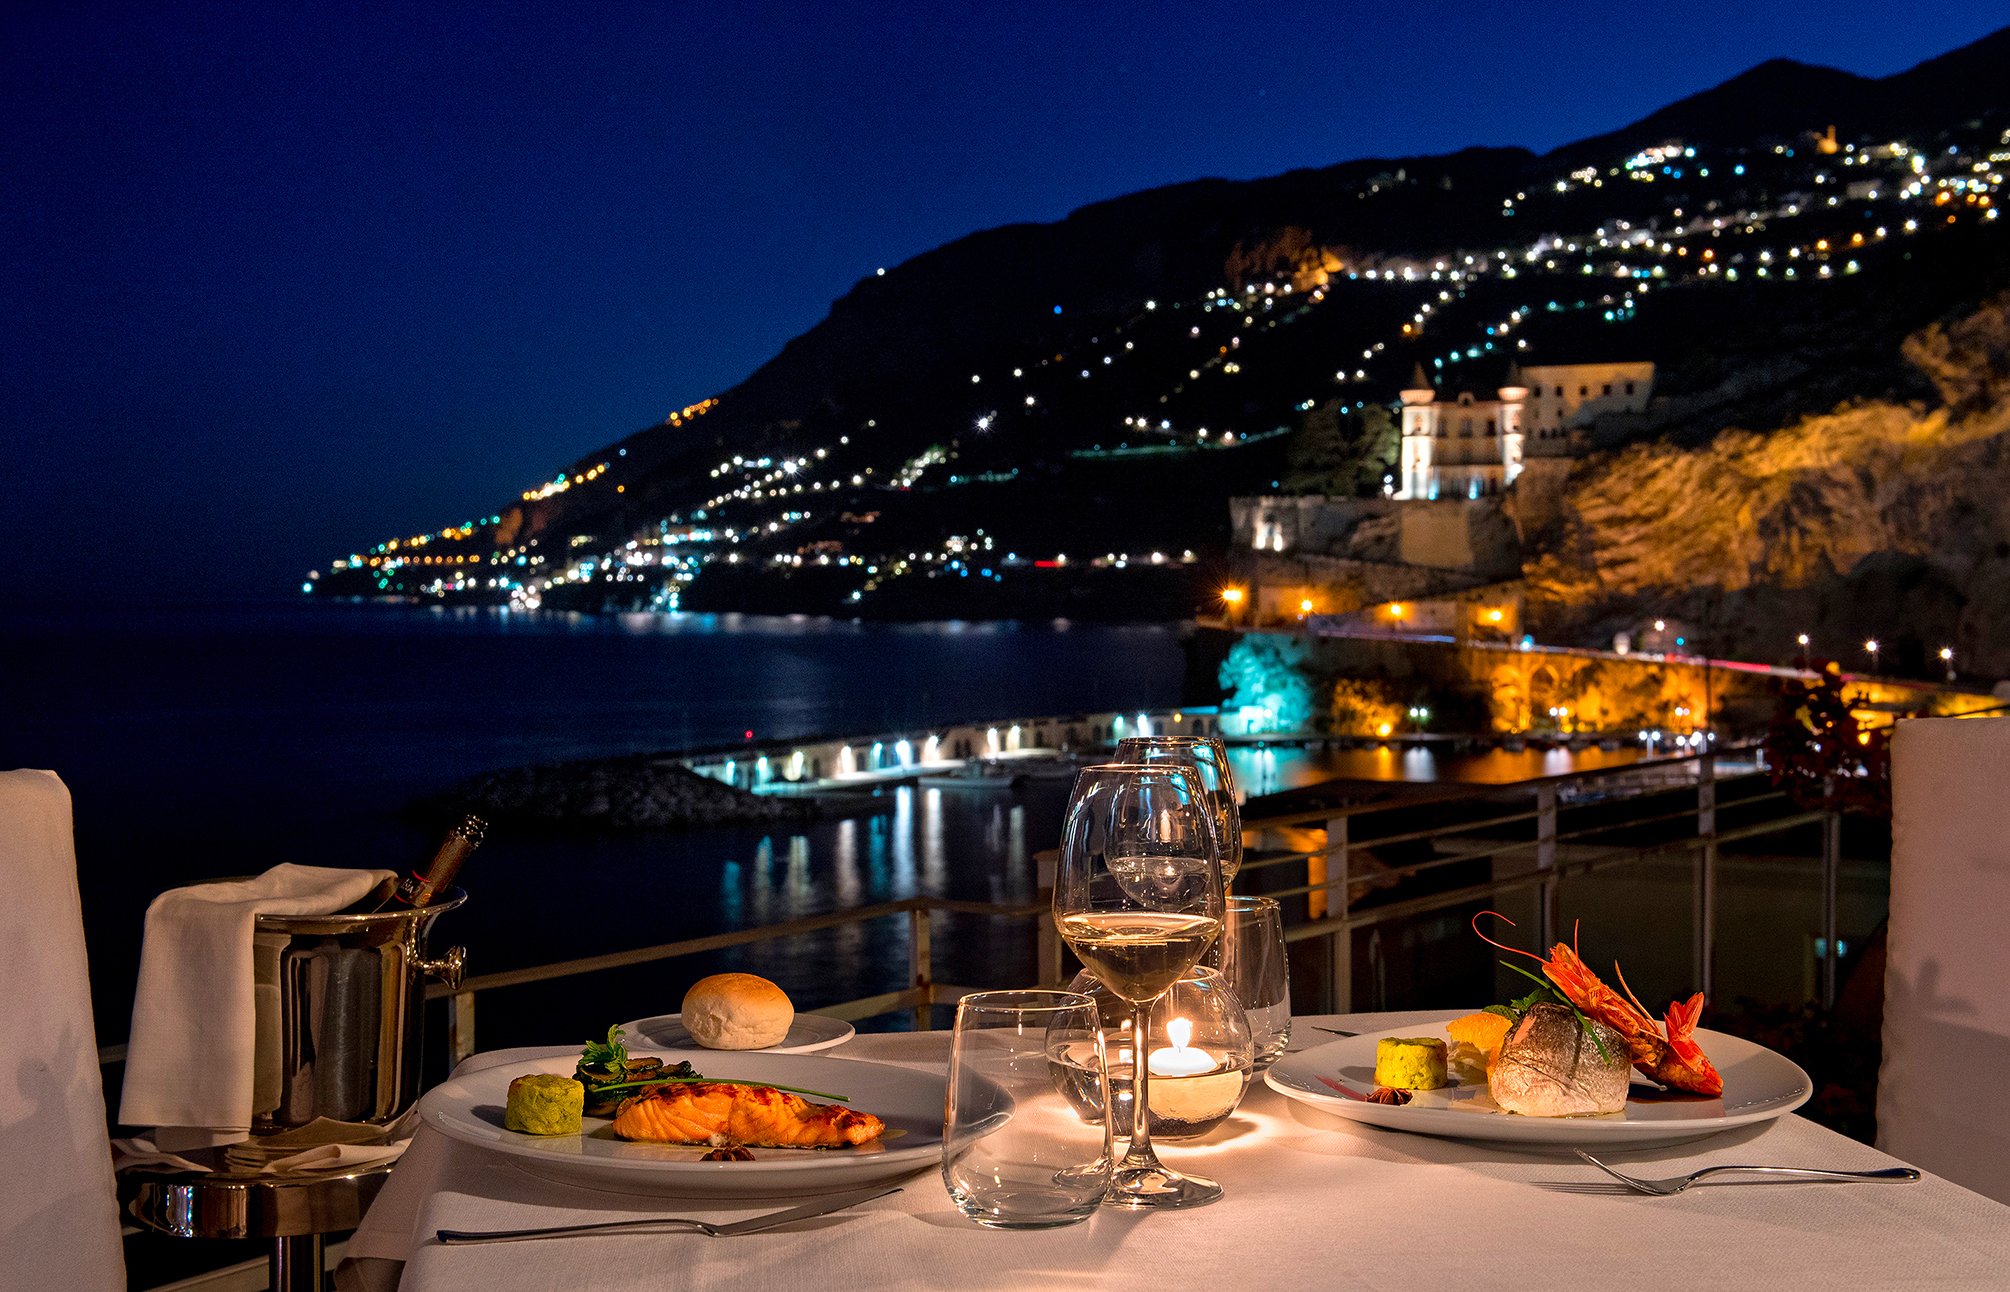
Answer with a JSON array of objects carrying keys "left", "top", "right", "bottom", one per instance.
[{"left": 7, "top": 2, "right": 2005, "bottom": 603}]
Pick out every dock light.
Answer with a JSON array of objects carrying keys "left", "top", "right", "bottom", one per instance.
[{"left": 1377, "top": 723, "right": 1393, "bottom": 738}]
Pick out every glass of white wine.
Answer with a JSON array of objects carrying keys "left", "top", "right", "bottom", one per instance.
[
  {"left": 1112, "top": 735, "right": 1243, "bottom": 886},
  {"left": 1054, "top": 763, "right": 1226, "bottom": 1208}
]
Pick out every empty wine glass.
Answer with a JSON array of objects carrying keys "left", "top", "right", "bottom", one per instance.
[
  {"left": 1112, "top": 735, "right": 1243, "bottom": 885},
  {"left": 1053, "top": 763, "right": 1225, "bottom": 1209}
]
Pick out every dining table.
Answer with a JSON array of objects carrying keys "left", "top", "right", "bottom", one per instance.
[{"left": 339, "top": 1011, "right": 2010, "bottom": 1291}]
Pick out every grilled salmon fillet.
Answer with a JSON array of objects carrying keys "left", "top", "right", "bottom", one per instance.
[{"left": 609, "top": 1082, "right": 885, "bottom": 1148}]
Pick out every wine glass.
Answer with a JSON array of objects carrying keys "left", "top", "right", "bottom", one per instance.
[
  {"left": 1113, "top": 735, "right": 1243, "bottom": 885},
  {"left": 1053, "top": 763, "right": 1226, "bottom": 1208}
]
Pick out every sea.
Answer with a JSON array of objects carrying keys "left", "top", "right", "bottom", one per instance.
[{"left": 6, "top": 602, "right": 1755, "bottom": 1063}]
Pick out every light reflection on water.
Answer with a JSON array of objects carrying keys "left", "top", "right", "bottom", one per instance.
[{"left": 1226, "top": 741, "right": 1645, "bottom": 799}]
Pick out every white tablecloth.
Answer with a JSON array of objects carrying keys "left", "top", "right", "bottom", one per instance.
[{"left": 344, "top": 1013, "right": 2010, "bottom": 1291}]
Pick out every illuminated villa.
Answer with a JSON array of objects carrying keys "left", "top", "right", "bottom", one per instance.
[{"left": 1396, "top": 360, "right": 1654, "bottom": 500}]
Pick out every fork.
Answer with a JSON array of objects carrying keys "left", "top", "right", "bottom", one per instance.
[
  {"left": 1573, "top": 1149, "right": 1920, "bottom": 1196},
  {"left": 436, "top": 1184, "right": 899, "bottom": 1244}
]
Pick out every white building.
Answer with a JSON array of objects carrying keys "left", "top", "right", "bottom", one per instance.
[{"left": 1395, "top": 361, "right": 1654, "bottom": 501}]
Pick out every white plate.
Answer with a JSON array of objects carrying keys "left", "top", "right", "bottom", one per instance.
[
  {"left": 615, "top": 1013, "right": 855, "bottom": 1054},
  {"left": 1266, "top": 1020, "right": 1810, "bottom": 1147},
  {"left": 419, "top": 1049, "right": 946, "bottom": 1196}
]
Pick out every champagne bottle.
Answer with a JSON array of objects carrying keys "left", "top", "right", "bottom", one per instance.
[{"left": 377, "top": 814, "right": 487, "bottom": 911}]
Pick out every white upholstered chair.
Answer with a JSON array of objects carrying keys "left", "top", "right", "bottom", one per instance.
[
  {"left": 1879, "top": 716, "right": 2010, "bottom": 1202},
  {"left": 0, "top": 769, "right": 126, "bottom": 1287}
]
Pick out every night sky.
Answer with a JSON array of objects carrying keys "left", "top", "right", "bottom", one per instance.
[{"left": 8, "top": 2, "right": 2006, "bottom": 604}]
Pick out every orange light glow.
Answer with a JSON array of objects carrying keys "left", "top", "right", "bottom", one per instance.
[{"left": 1220, "top": 586, "right": 1246, "bottom": 606}]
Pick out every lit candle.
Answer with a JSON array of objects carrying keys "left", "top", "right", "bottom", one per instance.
[{"left": 1147, "top": 1017, "right": 1217, "bottom": 1077}]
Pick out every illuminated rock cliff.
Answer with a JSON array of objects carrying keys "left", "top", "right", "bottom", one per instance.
[{"left": 1526, "top": 291, "right": 2010, "bottom": 674}]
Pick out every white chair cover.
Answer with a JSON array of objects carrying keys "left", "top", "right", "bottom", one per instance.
[
  {"left": 1880, "top": 716, "right": 2010, "bottom": 1202},
  {"left": 0, "top": 770, "right": 125, "bottom": 1287}
]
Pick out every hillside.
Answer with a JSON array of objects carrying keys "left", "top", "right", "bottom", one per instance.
[
  {"left": 1525, "top": 289, "right": 2010, "bottom": 675},
  {"left": 310, "top": 26, "right": 2010, "bottom": 629}
]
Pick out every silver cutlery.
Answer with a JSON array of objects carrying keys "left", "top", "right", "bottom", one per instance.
[
  {"left": 435, "top": 1184, "right": 900, "bottom": 1244},
  {"left": 1309, "top": 1026, "right": 1358, "bottom": 1037},
  {"left": 1573, "top": 1149, "right": 1920, "bottom": 1196}
]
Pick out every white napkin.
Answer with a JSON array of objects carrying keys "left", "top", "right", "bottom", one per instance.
[
  {"left": 114, "top": 1114, "right": 413, "bottom": 1177},
  {"left": 118, "top": 864, "right": 394, "bottom": 1136}
]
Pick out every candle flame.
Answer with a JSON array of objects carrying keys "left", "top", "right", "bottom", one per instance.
[{"left": 1167, "top": 1016, "right": 1193, "bottom": 1050}]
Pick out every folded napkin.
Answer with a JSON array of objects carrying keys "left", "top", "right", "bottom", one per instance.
[
  {"left": 114, "top": 1113, "right": 414, "bottom": 1178},
  {"left": 119, "top": 864, "right": 394, "bottom": 1137}
]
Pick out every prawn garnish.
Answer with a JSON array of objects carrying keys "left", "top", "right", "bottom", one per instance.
[{"left": 1474, "top": 912, "right": 1723, "bottom": 1096}]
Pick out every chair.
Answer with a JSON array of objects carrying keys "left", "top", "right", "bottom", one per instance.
[
  {"left": 0, "top": 769, "right": 126, "bottom": 1287},
  {"left": 1880, "top": 716, "right": 2010, "bottom": 1202}
]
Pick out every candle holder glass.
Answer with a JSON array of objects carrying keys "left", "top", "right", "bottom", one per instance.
[{"left": 1059, "top": 967, "right": 1255, "bottom": 1140}]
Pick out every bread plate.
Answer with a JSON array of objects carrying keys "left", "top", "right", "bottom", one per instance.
[
  {"left": 617, "top": 1012, "right": 855, "bottom": 1054},
  {"left": 419, "top": 1047, "right": 945, "bottom": 1196},
  {"left": 1266, "top": 1020, "right": 1810, "bottom": 1147}
]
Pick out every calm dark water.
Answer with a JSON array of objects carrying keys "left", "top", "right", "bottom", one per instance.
[
  {"left": 1, "top": 603, "right": 1183, "bottom": 1046},
  {"left": 1, "top": 602, "right": 1674, "bottom": 1055}
]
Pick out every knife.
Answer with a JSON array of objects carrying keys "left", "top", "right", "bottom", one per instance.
[{"left": 435, "top": 1183, "right": 902, "bottom": 1244}]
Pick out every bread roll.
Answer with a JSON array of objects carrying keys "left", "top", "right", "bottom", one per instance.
[{"left": 681, "top": 973, "right": 794, "bottom": 1049}]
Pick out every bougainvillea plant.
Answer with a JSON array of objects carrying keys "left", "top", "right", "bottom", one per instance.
[{"left": 1763, "top": 661, "right": 1892, "bottom": 817}]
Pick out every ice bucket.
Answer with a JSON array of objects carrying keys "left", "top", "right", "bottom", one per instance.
[{"left": 250, "top": 887, "right": 466, "bottom": 1133}]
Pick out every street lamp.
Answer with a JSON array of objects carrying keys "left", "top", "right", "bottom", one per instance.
[
  {"left": 1940, "top": 646, "right": 1954, "bottom": 682},
  {"left": 1219, "top": 585, "right": 1245, "bottom": 627},
  {"left": 1796, "top": 633, "right": 1810, "bottom": 648},
  {"left": 1864, "top": 638, "right": 1880, "bottom": 669}
]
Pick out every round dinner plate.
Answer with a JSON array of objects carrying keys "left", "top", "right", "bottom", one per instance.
[
  {"left": 418, "top": 1049, "right": 944, "bottom": 1196},
  {"left": 615, "top": 1012, "right": 855, "bottom": 1054},
  {"left": 1266, "top": 1020, "right": 1811, "bottom": 1147}
]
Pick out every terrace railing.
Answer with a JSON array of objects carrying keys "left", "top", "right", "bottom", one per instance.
[
  {"left": 423, "top": 746, "right": 1856, "bottom": 1059},
  {"left": 95, "top": 744, "right": 1851, "bottom": 1069}
]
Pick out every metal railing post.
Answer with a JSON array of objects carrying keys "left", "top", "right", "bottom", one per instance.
[
  {"left": 1821, "top": 780, "right": 1841, "bottom": 1010},
  {"left": 1694, "top": 753, "right": 1717, "bottom": 999},
  {"left": 908, "top": 906, "right": 934, "bottom": 1031},
  {"left": 1035, "top": 848, "right": 1062, "bottom": 985},
  {"left": 1328, "top": 816, "right": 1351, "bottom": 1013},
  {"left": 449, "top": 990, "right": 476, "bottom": 1066},
  {"left": 1536, "top": 784, "right": 1559, "bottom": 948}
]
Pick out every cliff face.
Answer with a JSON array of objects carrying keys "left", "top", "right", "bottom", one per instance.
[{"left": 1527, "top": 292, "right": 2010, "bottom": 674}]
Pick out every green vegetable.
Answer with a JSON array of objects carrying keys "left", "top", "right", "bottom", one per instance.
[
  {"left": 1498, "top": 961, "right": 1612, "bottom": 1063},
  {"left": 580, "top": 1025, "right": 627, "bottom": 1075},
  {"left": 1481, "top": 1004, "right": 1520, "bottom": 1023}
]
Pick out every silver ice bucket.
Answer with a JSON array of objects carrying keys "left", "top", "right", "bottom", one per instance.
[{"left": 250, "top": 887, "right": 466, "bottom": 1133}]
